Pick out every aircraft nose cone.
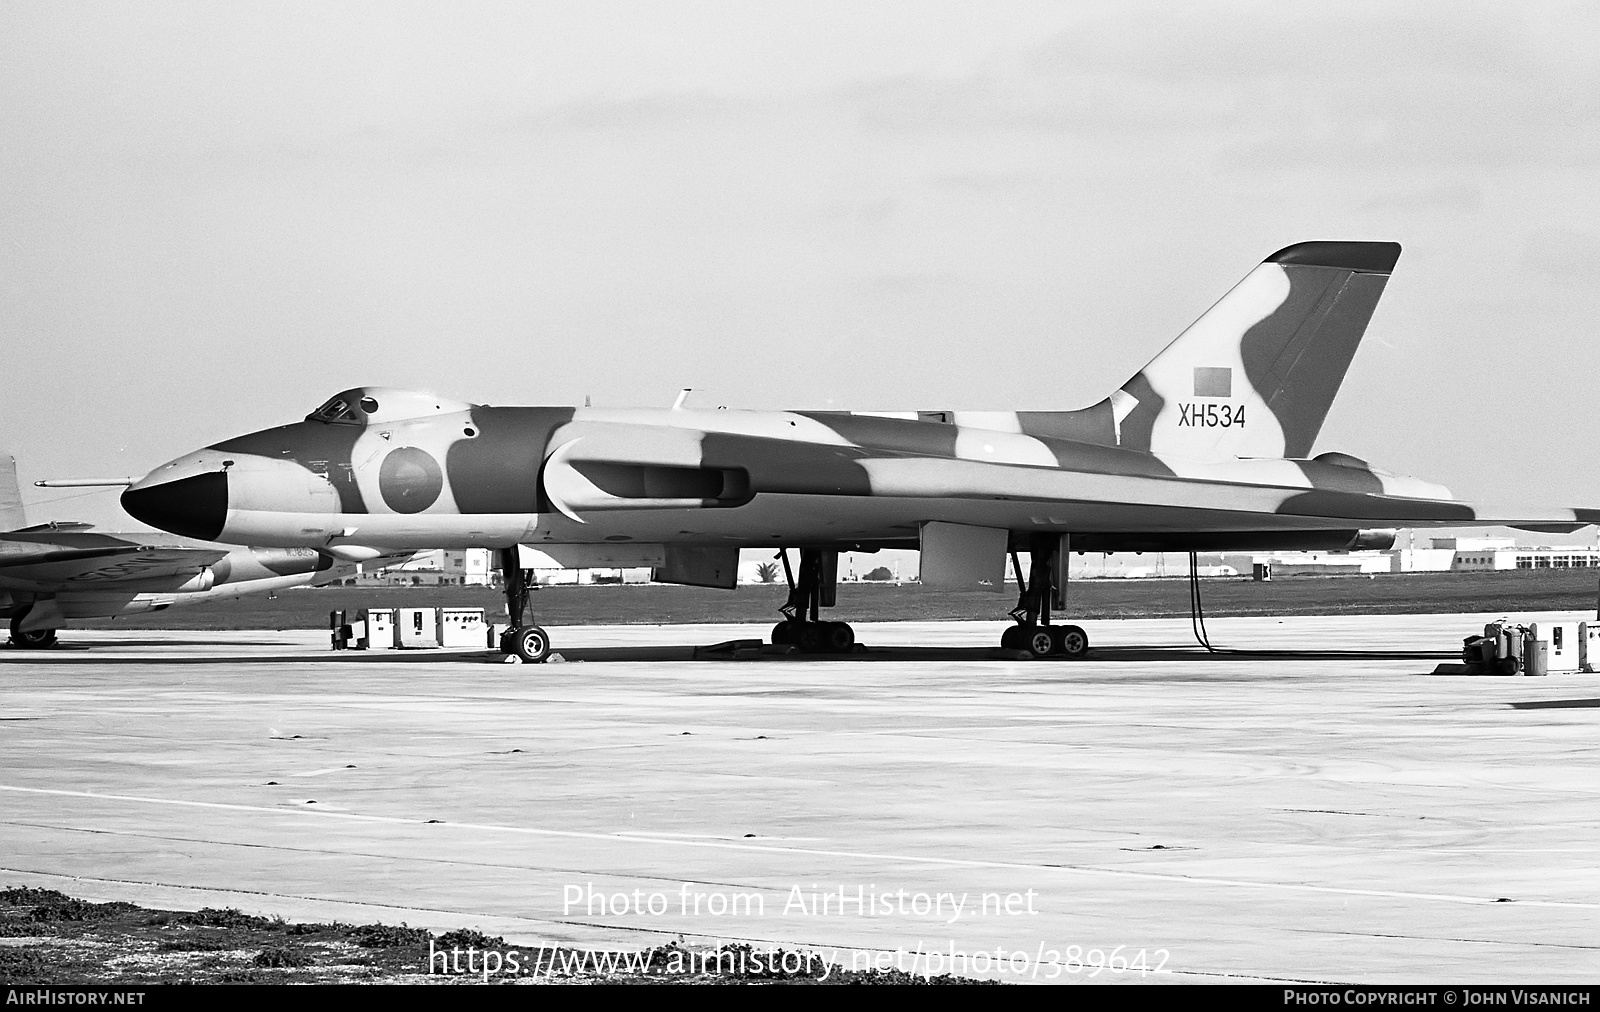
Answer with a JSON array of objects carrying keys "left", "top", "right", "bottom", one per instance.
[{"left": 121, "top": 471, "right": 229, "bottom": 541}]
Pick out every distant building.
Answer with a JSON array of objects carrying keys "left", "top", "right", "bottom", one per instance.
[
  {"left": 1246, "top": 552, "right": 1388, "bottom": 576},
  {"left": 1392, "top": 538, "right": 1600, "bottom": 572},
  {"left": 358, "top": 548, "right": 496, "bottom": 586},
  {"left": 454, "top": 549, "right": 494, "bottom": 585}
]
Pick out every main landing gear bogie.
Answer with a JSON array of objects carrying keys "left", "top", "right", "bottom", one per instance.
[
  {"left": 1000, "top": 622, "right": 1090, "bottom": 659},
  {"left": 772, "top": 618, "right": 855, "bottom": 654},
  {"left": 770, "top": 548, "right": 858, "bottom": 654},
  {"left": 998, "top": 622, "right": 1089, "bottom": 658},
  {"left": 1001, "top": 533, "right": 1091, "bottom": 660}
]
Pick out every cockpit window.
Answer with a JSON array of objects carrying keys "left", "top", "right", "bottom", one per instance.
[
  {"left": 359, "top": 397, "right": 379, "bottom": 414},
  {"left": 307, "top": 396, "right": 363, "bottom": 425}
]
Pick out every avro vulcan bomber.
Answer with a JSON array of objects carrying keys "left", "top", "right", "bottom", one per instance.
[{"left": 119, "top": 242, "right": 1597, "bottom": 661}]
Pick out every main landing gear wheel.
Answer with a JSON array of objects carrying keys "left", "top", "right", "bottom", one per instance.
[
  {"left": 1024, "top": 627, "right": 1056, "bottom": 659},
  {"left": 777, "top": 620, "right": 855, "bottom": 653},
  {"left": 997, "top": 624, "right": 1056, "bottom": 657},
  {"left": 1053, "top": 624, "right": 1090, "bottom": 659},
  {"left": 507, "top": 624, "right": 551, "bottom": 664},
  {"left": 820, "top": 621, "right": 854, "bottom": 653},
  {"left": 8, "top": 614, "right": 57, "bottom": 649},
  {"left": 793, "top": 623, "right": 822, "bottom": 653}
]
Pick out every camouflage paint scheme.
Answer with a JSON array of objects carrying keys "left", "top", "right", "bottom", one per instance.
[{"left": 120, "top": 242, "right": 1600, "bottom": 564}]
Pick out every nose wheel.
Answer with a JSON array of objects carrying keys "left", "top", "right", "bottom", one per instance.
[{"left": 501, "top": 624, "right": 552, "bottom": 664}]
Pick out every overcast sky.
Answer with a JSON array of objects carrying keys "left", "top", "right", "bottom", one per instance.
[{"left": 3, "top": 1, "right": 1598, "bottom": 529}]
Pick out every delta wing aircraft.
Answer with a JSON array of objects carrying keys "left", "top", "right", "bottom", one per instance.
[
  {"left": 117, "top": 242, "right": 1597, "bottom": 661},
  {"left": 0, "top": 455, "right": 386, "bottom": 646}
]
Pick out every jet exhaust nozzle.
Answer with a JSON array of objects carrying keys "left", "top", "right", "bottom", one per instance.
[{"left": 1349, "top": 529, "right": 1398, "bottom": 551}]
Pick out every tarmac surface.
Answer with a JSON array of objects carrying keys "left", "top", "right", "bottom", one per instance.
[{"left": 3, "top": 612, "right": 1599, "bottom": 984}]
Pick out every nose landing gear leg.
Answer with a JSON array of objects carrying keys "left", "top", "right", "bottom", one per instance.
[{"left": 498, "top": 547, "right": 551, "bottom": 663}]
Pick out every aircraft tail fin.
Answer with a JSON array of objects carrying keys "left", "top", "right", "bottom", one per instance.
[
  {"left": 0, "top": 455, "right": 28, "bottom": 532},
  {"left": 1103, "top": 241, "right": 1400, "bottom": 460}
]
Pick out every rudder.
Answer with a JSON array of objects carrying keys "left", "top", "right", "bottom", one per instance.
[{"left": 0, "top": 455, "right": 27, "bottom": 532}]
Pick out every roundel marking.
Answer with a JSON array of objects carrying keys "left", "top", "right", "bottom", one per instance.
[{"left": 379, "top": 446, "right": 444, "bottom": 513}]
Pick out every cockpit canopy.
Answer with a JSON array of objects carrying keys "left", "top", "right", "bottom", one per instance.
[
  {"left": 308, "top": 394, "right": 367, "bottom": 425},
  {"left": 306, "top": 388, "right": 476, "bottom": 426}
]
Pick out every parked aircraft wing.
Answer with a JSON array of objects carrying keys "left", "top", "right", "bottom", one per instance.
[
  {"left": 0, "top": 537, "right": 227, "bottom": 589},
  {"left": 9, "top": 521, "right": 97, "bottom": 532}
]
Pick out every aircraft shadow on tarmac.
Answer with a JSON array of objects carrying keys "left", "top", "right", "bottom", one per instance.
[
  {"left": 0, "top": 640, "right": 1453, "bottom": 666},
  {"left": 0, "top": 638, "right": 288, "bottom": 653},
  {"left": 1508, "top": 698, "right": 1600, "bottom": 709}
]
